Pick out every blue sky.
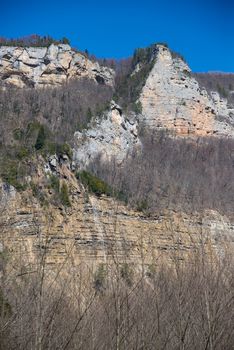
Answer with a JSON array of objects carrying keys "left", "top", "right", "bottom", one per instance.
[{"left": 1, "top": 0, "right": 234, "bottom": 72}]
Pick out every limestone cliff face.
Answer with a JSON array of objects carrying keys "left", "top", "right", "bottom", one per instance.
[
  {"left": 139, "top": 45, "right": 234, "bottom": 136},
  {"left": 0, "top": 44, "right": 114, "bottom": 87},
  {"left": 73, "top": 101, "right": 140, "bottom": 168},
  {"left": 1, "top": 159, "right": 233, "bottom": 268}
]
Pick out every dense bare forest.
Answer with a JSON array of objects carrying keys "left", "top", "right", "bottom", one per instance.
[
  {"left": 89, "top": 129, "right": 234, "bottom": 217},
  {"left": 0, "top": 239, "right": 233, "bottom": 349},
  {"left": 194, "top": 73, "right": 234, "bottom": 104},
  {"left": 0, "top": 78, "right": 113, "bottom": 145},
  {"left": 0, "top": 79, "right": 113, "bottom": 191}
]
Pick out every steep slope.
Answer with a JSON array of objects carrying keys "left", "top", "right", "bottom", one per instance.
[{"left": 0, "top": 43, "right": 114, "bottom": 87}]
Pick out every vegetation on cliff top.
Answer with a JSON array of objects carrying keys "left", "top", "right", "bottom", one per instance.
[
  {"left": 0, "top": 34, "right": 70, "bottom": 47},
  {"left": 113, "top": 44, "right": 157, "bottom": 111}
]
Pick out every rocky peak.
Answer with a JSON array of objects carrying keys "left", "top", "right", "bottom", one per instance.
[
  {"left": 0, "top": 43, "right": 115, "bottom": 87},
  {"left": 139, "top": 45, "right": 234, "bottom": 136}
]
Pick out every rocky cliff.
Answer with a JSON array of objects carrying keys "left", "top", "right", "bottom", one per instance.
[
  {"left": 1, "top": 157, "right": 233, "bottom": 269},
  {"left": 1, "top": 42, "right": 234, "bottom": 269},
  {"left": 0, "top": 44, "right": 114, "bottom": 87},
  {"left": 73, "top": 45, "right": 234, "bottom": 168},
  {"left": 139, "top": 45, "right": 234, "bottom": 136}
]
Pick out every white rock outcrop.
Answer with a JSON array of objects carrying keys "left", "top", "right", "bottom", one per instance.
[
  {"left": 73, "top": 101, "right": 140, "bottom": 168},
  {"left": 0, "top": 44, "right": 115, "bottom": 87}
]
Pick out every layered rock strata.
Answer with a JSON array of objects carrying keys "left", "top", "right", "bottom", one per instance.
[{"left": 1, "top": 160, "right": 233, "bottom": 269}]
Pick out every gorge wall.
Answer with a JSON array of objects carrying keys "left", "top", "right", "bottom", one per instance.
[{"left": 1, "top": 158, "right": 234, "bottom": 269}]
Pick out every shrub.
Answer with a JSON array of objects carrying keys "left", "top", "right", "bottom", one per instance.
[
  {"left": 49, "top": 174, "right": 60, "bottom": 193},
  {"left": 77, "top": 170, "right": 111, "bottom": 196},
  {"left": 216, "top": 83, "right": 228, "bottom": 98},
  {"left": 0, "top": 160, "right": 27, "bottom": 191},
  {"left": 61, "top": 37, "right": 70, "bottom": 45},
  {"left": 133, "top": 101, "right": 142, "bottom": 114},
  {"left": 13, "top": 128, "right": 24, "bottom": 141},
  {"left": 136, "top": 199, "right": 149, "bottom": 212},
  {"left": 35, "top": 125, "right": 46, "bottom": 150},
  {"left": 15, "top": 147, "right": 29, "bottom": 160},
  {"left": 60, "top": 182, "right": 71, "bottom": 207},
  {"left": 44, "top": 142, "right": 57, "bottom": 156},
  {"left": 0, "top": 288, "right": 11, "bottom": 317},
  {"left": 56, "top": 143, "right": 73, "bottom": 160},
  {"left": 146, "top": 264, "right": 157, "bottom": 279},
  {"left": 171, "top": 50, "right": 187, "bottom": 63},
  {"left": 48, "top": 176, "right": 71, "bottom": 207}
]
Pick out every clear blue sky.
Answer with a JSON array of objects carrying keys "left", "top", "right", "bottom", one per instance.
[{"left": 1, "top": 0, "right": 234, "bottom": 72}]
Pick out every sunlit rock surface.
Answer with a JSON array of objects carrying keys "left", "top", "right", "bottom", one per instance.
[{"left": 0, "top": 44, "right": 114, "bottom": 87}]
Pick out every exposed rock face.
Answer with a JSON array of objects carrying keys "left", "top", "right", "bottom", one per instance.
[
  {"left": 72, "top": 45, "right": 234, "bottom": 171},
  {"left": 1, "top": 43, "right": 234, "bottom": 271},
  {"left": 73, "top": 101, "right": 140, "bottom": 168},
  {"left": 1, "top": 161, "right": 233, "bottom": 268},
  {"left": 139, "top": 45, "right": 234, "bottom": 136},
  {"left": 0, "top": 44, "right": 114, "bottom": 87}
]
